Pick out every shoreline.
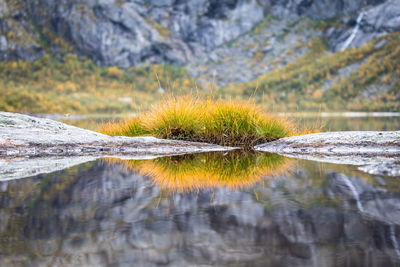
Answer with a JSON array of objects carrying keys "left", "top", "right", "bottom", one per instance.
[{"left": 1, "top": 112, "right": 399, "bottom": 178}]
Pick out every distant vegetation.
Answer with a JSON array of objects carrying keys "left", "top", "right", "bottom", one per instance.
[
  {"left": 0, "top": 54, "right": 198, "bottom": 113},
  {"left": 0, "top": 33, "right": 398, "bottom": 114},
  {"left": 224, "top": 33, "right": 400, "bottom": 111},
  {"left": 98, "top": 96, "right": 310, "bottom": 147}
]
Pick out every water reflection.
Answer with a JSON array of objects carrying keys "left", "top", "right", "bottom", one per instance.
[
  {"left": 105, "top": 152, "right": 293, "bottom": 192},
  {"left": 1, "top": 156, "right": 400, "bottom": 266}
]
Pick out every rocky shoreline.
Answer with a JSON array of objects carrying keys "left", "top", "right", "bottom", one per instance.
[
  {"left": 255, "top": 131, "right": 400, "bottom": 156},
  {"left": 255, "top": 131, "right": 400, "bottom": 176},
  {"left": 1, "top": 112, "right": 399, "bottom": 179},
  {"left": 0, "top": 112, "right": 234, "bottom": 158}
]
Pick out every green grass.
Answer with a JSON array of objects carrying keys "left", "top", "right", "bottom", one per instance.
[{"left": 98, "top": 96, "right": 309, "bottom": 147}]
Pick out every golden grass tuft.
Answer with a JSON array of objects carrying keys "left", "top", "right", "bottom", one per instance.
[
  {"left": 97, "top": 117, "right": 148, "bottom": 136},
  {"left": 143, "top": 96, "right": 204, "bottom": 139},
  {"left": 98, "top": 96, "right": 309, "bottom": 147}
]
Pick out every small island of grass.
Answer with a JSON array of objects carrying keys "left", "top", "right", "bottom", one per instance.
[{"left": 98, "top": 96, "right": 311, "bottom": 148}]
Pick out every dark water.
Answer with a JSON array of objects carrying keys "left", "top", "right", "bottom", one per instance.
[{"left": 1, "top": 116, "right": 400, "bottom": 266}]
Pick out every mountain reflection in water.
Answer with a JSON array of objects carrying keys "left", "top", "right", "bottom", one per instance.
[{"left": 0, "top": 153, "right": 400, "bottom": 266}]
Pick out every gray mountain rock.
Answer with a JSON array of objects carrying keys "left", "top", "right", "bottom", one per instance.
[
  {"left": 260, "top": 0, "right": 383, "bottom": 19},
  {"left": 329, "top": 0, "right": 400, "bottom": 51},
  {"left": 23, "top": 0, "right": 264, "bottom": 67},
  {"left": 1, "top": 0, "right": 397, "bottom": 67}
]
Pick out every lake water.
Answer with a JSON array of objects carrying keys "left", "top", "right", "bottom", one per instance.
[{"left": 0, "top": 115, "right": 399, "bottom": 266}]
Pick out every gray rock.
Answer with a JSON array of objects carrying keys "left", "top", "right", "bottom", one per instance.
[
  {"left": 261, "top": 0, "right": 386, "bottom": 19},
  {"left": 374, "top": 38, "right": 388, "bottom": 49},
  {"left": 0, "top": 0, "right": 7, "bottom": 19},
  {"left": 0, "top": 112, "right": 235, "bottom": 158},
  {"left": 255, "top": 131, "right": 400, "bottom": 176},
  {"left": 14, "top": 0, "right": 264, "bottom": 66},
  {"left": 1, "top": 0, "right": 392, "bottom": 67},
  {"left": 331, "top": 0, "right": 400, "bottom": 51},
  {"left": 0, "top": 0, "right": 44, "bottom": 61},
  {"left": 362, "top": 0, "right": 400, "bottom": 33},
  {"left": 186, "top": 17, "right": 316, "bottom": 86},
  {"left": 255, "top": 131, "right": 400, "bottom": 156},
  {"left": 262, "top": 45, "right": 273, "bottom": 54},
  {"left": 0, "top": 35, "right": 7, "bottom": 51}
]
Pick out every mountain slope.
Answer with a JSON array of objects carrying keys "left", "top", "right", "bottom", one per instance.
[
  {"left": 0, "top": 0, "right": 399, "bottom": 112},
  {"left": 0, "top": 0, "right": 395, "bottom": 67}
]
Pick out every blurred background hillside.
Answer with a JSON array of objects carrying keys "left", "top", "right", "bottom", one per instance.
[{"left": 0, "top": 0, "right": 399, "bottom": 114}]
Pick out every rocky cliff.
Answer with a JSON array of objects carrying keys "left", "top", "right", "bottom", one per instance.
[{"left": 0, "top": 0, "right": 398, "bottom": 67}]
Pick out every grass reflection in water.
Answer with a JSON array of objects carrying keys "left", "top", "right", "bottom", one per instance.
[{"left": 105, "top": 152, "right": 294, "bottom": 192}]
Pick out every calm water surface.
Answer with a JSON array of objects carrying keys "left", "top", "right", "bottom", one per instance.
[{"left": 0, "top": 115, "right": 399, "bottom": 266}]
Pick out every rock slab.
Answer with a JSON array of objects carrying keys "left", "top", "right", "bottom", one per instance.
[
  {"left": 0, "top": 112, "right": 234, "bottom": 157},
  {"left": 255, "top": 131, "right": 400, "bottom": 156},
  {"left": 255, "top": 131, "right": 400, "bottom": 177}
]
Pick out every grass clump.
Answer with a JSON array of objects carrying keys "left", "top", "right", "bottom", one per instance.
[
  {"left": 97, "top": 118, "right": 148, "bottom": 136},
  {"left": 201, "top": 99, "right": 294, "bottom": 146},
  {"left": 144, "top": 96, "right": 204, "bottom": 139},
  {"left": 98, "top": 96, "right": 301, "bottom": 147}
]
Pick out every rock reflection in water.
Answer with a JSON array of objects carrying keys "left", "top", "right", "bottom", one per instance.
[
  {"left": 0, "top": 156, "right": 400, "bottom": 266},
  {"left": 105, "top": 152, "right": 292, "bottom": 192}
]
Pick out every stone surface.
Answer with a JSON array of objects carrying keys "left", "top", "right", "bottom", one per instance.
[
  {"left": 24, "top": 0, "right": 264, "bottom": 67},
  {"left": 186, "top": 17, "right": 315, "bottom": 87},
  {"left": 255, "top": 131, "right": 400, "bottom": 156},
  {"left": 0, "top": 112, "right": 235, "bottom": 157},
  {"left": 255, "top": 131, "right": 400, "bottom": 176},
  {"left": 262, "top": 0, "right": 386, "bottom": 20},
  {"left": 186, "top": 0, "right": 400, "bottom": 87},
  {"left": 0, "top": 0, "right": 396, "bottom": 67},
  {"left": 330, "top": 0, "right": 400, "bottom": 51}
]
